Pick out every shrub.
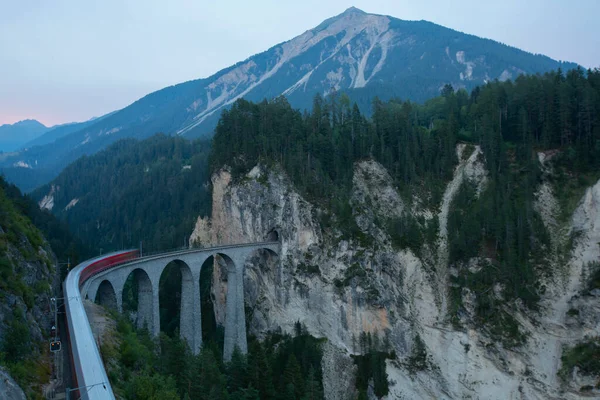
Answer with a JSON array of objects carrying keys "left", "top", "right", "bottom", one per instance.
[{"left": 559, "top": 338, "right": 600, "bottom": 382}]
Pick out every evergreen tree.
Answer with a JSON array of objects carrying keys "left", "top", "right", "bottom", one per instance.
[
  {"left": 249, "top": 341, "right": 275, "bottom": 400},
  {"left": 301, "top": 367, "right": 324, "bottom": 400},
  {"left": 227, "top": 346, "right": 249, "bottom": 393},
  {"left": 283, "top": 354, "right": 304, "bottom": 399}
]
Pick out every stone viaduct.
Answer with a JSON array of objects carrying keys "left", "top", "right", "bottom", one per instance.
[{"left": 82, "top": 241, "right": 279, "bottom": 360}]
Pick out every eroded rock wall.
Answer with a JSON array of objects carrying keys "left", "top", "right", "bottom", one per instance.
[{"left": 190, "top": 147, "right": 600, "bottom": 399}]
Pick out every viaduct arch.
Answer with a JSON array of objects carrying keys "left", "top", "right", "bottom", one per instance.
[{"left": 83, "top": 241, "right": 279, "bottom": 360}]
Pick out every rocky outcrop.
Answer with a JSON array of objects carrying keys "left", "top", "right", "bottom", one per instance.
[
  {"left": 38, "top": 184, "right": 57, "bottom": 211},
  {"left": 0, "top": 191, "right": 58, "bottom": 397},
  {"left": 0, "top": 235, "right": 56, "bottom": 358},
  {"left": 0, "top": 368, "right": 26, "bottom": 400},
  {"left": 191, "top": 146, "right": 600, "bottom": 399}
]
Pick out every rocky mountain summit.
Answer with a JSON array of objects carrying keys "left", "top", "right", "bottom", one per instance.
[{"left": 0, "top": 7, "right": 577, "bottom": 193}]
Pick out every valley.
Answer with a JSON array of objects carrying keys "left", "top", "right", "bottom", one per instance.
[{"left": 0, "top": 5, "right": 599, "bottom": 400}]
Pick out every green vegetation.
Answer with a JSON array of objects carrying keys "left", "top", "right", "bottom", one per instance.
[
  {"left": 103, "top": 317, "right": 325, "bottom": 400},
  {"left": 406, "top": 334, "right": 432, "bottom": 374},
  {"left": 1, "top": 175, "right": 90, "bottom": 276},
  {"left": 1, "top": 309, "right": 33, "bottom": 364},
  {"left": 587, "top": 262, "right": 600, "bottom": 293},
  {"left": 159, "top": 262, "right": 185, "bottom": 337},
  {"left": 567, "top": 308, "right": 579, "bottom": 317},
  {"left": 32, "top": 134, "right": 212, "bottom": 253},
  {"left": 352, "top": 332, "right": 393, "bottom": 398},
  {"left": 211, "top": 90, "right": 459, "bottom": 217},
  {"left": 0, "top": 178, "right": 60, "bottom": 398},
  {"left": 386, "top": 213, "right": 430, "bottom": 255},
  {"left": 32, "top": 69, "right": 598, "bottom": 351},
  {"left": 445, "top": 69, "right": 600, "bottom": 343},
  {"left": 559, "top": 338, "right": 600, "bottom": 386},
  {"left": 0, "top": 177, "right": 45, "bottom": 253},
  {"left": 211, "top": 68, "right": 600, "bottom": 344},
  {"left": 337, "top": 263, "right": 367, "bottom": 287},
  {"left": 0, "top": 309, "right": 51, "bottom": 399},
  {"left": 296, "top": 262, "right": 321, "bottom": 275},
  {"left": 551, "top": 170, "right": 600, "bottom": 223}
]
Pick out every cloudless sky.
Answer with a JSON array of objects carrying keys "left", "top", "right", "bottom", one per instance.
[{"left": 1, "top": 0, "right": 598, "bottom": 126}]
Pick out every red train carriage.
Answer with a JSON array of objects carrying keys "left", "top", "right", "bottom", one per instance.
[
  {"left": 64, "top": 249, "right": 139, "bottom": 399},
  {"left": 77, "top": 249, "right": 139, "bottom": 287}
]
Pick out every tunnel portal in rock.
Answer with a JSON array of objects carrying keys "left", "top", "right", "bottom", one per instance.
[{"left": 266, "top": 228, "right": 280, "bottom": 242}]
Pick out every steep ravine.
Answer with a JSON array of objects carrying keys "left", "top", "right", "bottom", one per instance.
[{"left": 190, "top": 145, "right": 599, "bottom": 400}]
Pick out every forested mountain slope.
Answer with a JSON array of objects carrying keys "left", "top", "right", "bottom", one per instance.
[
  {"left": 0, "top": 177, "right": 58, "bottom": 397},
  {"left": 33, "top": 135, "right": 212, "bottom": 253},
  {"left": 0, "top": 176, "right": 89, "bottom": 398},
  {"left": 39, "top": 67, "right": 600, "bottom": 398},
  {"left": 21, "top": 112, "right": 115, "bottom": 149},
  {"left": 196, "top": 68, "right": 600, "bottom": 398},
  {"left": 0, "top": 7, "right": 578, "bottom": 193}
]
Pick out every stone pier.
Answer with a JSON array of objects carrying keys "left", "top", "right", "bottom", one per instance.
[{"left": 83, "top": 242, "right": 278, "bottom": 360}]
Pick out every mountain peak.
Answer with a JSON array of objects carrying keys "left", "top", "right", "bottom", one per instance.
[
  {"left": 0, "top": 119, "right": 46, "bottom": 129},
  {"left": 0, "top": 119, "right": 50, "bottom": 153},
  {"left": 342, "top": 6, "right": 366, "bottom": 15},
  {"left": 16, "top": 119, "right": 46, "bottom": 127},
  {"left": 313, "top": 6, "right": 375, "bottom": 33}
]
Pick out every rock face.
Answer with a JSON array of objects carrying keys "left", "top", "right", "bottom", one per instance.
[
  {"left": 0, "top": 234, "right": 57, "bottom": 356},
  {"left": 0, "top": 368, "right": 26, "bottom": 400},
  {"left": 190, "top": 146, "right": 600, "bottom": 399},
  {"left": 0, "top": 190, "right": 59, "bottom": 396}
]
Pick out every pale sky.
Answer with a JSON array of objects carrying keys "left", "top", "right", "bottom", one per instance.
[{"left": 1, "top": 0, "right": 598, "bottom": 126}]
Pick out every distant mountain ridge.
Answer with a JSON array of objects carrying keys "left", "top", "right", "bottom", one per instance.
[
  {"left": 0, "top": 7, "right": 579, "bottom": 191},
  {"left": 21, "top": 111, "right": 117, "bottom": 149},
  {"left": 0, "top": 119, "right": 49, "bottom": 152}
]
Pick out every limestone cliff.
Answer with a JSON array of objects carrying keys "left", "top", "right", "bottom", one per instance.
[{"left": 190, "top": 145, "right": 600, "bottom": 400}]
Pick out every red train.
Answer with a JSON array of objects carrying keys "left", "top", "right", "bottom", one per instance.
[
  {"left": 78, "top": 249, "right": 139, "bottom": 288},
  {"left": 64, "top": 249, "right": 140, "bottom": 399}
]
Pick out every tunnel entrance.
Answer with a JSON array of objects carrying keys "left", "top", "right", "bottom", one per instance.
[{"left": 266, "top": 228, "right": 279, "bottom": 242}]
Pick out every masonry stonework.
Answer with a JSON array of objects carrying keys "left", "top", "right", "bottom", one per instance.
[{"left": 83, "top": 242, "right": 278, "bottom": 360}]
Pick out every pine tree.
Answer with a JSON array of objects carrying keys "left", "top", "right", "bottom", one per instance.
[
  {"left": 301, "top": 366, "right": 323, "bottom": 400},
  {"left": 197, "top": 347, "right": 227, "bottom": 400},
  {"left": 283, "top": 354, "right": 304, "bottom": 399},
  {"left": 227, "top": 346, "right": 249, "bottom": 394},
  {"left": 249, "top": 341, "right": 275, "bottom": 400}
]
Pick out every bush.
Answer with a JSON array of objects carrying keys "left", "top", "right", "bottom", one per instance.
[
  {"left": 587, "top": 262, "right": 600, "bottom": 292},
  {"left": 1, "top": 310, "right": 32, "bottom": 363},
  {"left": 559, "top": 338, "right": 600, "bottom": 381},
  {"left": 387, "top": 213, "right": 424, "bottom": 254},
  {"left": 352, "top": 332, "right": 391, "bottom": 398},
  {"left": 406, "top": 334, "right": 429, "bottom": 374}
]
